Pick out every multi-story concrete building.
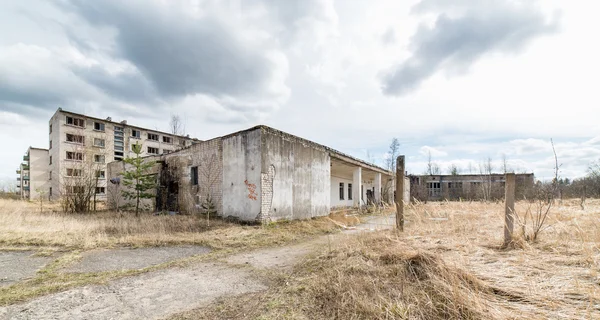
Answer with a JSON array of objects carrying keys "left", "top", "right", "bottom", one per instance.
[
  {"left": 36, "top": 108, "right": 197, "bottom": 201},
  {"left": 16, "top": 147, "right": 49, "bottom": 200},
  {"left": 409, "top": 173, "right": 535, "bottom": 201}
]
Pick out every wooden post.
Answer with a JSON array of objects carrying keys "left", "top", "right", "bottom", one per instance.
[
  {"left": 504, "top": 173, "right": 516, "bottom": 246},
  {"left": 396, "top": 156, "right": 405, "bottom": 231}
]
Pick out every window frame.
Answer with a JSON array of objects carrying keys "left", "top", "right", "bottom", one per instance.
[
  {"left": 66, "top": 151, "right": 84, "bottom": 161},
  {"left": 66, "top": 116, "right": 85, "bottom": 128},
  {"left": 339, "top": 182, "right": 344, "bottom": 200},
  {"left": 348, "top": 183, "right": 353, "bottom": 200},
  {"left": 191, "top": 166, "right": 199, "bottom": 186},
  {"left": 93, "top": 122, "right": 105, "bottom": 132},
  {"left": 147, "top": 146, "right": 159, "bottom": 155}
]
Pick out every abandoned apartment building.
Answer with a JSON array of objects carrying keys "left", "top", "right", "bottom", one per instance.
[
  {"left": 409, "top": 173, "right": 535, "bottom": 201},
  {"left": 16, "top": 108, "right": 197, "bottom": 200},
  {"left": 17, "top": 109, "right": 410, "bottom": 222}
]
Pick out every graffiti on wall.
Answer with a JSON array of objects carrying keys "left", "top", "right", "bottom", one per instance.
[{"left": 245, "top": 180, "right": 257, "bottom": 200}]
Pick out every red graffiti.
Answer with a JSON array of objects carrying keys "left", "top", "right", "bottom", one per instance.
[{"left": 245, "top": 179, "right": 257, "bottom": 201}]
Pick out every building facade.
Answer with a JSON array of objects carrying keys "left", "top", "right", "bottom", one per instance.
[
  {"left": 16, "top": 147, "right": 49, "bottom": 200},
  {"left": 107, "top": 125, "right": 409, "bottom": 222},
  {"left": 409, "top": 173, "right": 535, "bottom": 201},
  {"left": 16, "top": 108, "right": 198, "bottom": 201}
]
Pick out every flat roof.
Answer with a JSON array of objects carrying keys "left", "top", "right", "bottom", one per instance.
[{"left": 55, "top": 108, "right": 201, "bottom": 141}]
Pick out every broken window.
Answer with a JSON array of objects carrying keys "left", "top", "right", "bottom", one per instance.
[
  {"left": 66, "top": 133, "right": 84, "bottom": 145},
  {"left": 49, "top": 156, "right": 52, "bottom": 165},
  {"left": 147, "top": 146, "right": 159, "bottom": 154},
  {"left": 179, "top": 139, "right": 186, "bottom": 146},
  {"left": 66, "top": 116, "right": 85, "bottom": 128},
  {"left": 67, "top": 186, "right": 85, "bottom": 193},
  {"left": 163, "top": 136, "right": 172, "bottom": 144},
  {"left": 131, "top": 129, "right": 141, "bottom": 139},
  {"left": 339, "top": 182, "right": 344, "bottom": 200},
  {"left": 94, "top": 122, "right": 105, "bottom": 131},
  {"left": 49, "top": 124, "right": 52, "bottom": 134},
  {"left": 191, "top": 166, "right": 198, "bottom": 185},
  {"left": 94, "top": 138, "right": 105, "bottom": 147},
  {"left": 95, "top": 187, "right": 106, "bottom": 194},
  {"left": 66, "top": 168, "right": 82, "bottom": 177},
  {"left": 49, "top": 140, "right": 52, "bottom": 149},
  {"left": 66, "top": 152, "right": 83, "bottom": 161},
  {"left": 49, "top": 187, "right": 52, "bottom": 197},
  {"left": 96, "top": 170, "right": 105, "bottom": 179},
  {"left": 348, "top": 183, "right": 353, "bottom": 200},
  {"left": 427, "top": 182, "right": 441, "bottom": 197},
  {"left": 148, "top": 133, "right": 159, "bottom": 141},
  {"left": 94, "top": 155, "right": 105, "bottom": 163}
]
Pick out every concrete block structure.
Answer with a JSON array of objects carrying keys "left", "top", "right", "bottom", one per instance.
[
  {"left": 108, "top": 125, "right": 406, "bottom": 222},
  {"left": 16, "top": 147, "right": 49, "bottom": 200},
  {"left": 409, "top": 173, "right": 535, "bottom": 201}
]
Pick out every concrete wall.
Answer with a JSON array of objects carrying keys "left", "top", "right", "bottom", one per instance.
[
  {"left": 106, "top": 156, "right": 161, "bottom": 211},
  {"left": 260, "top": 128, "right": 331, "bottom": 221},
  {"left": 330, "top": 176, "right": 354, "bottom": 207},
  {"left": 28, "top": 148, "right": 50, "bottom": 200},
  {"left": 160, "top": 139, "right": 224, "bottom": 215},
  {"left": 222, "top": 128, "right": 263, "bottom": 221}
]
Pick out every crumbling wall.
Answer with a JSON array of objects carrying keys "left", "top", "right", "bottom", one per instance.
[
  {"left": 260, "top": 128, "right": 331, "bottom": 222},
  {"left": 222, "top": 128, "right": 262, "bottom": 221},
  {"left": 161, "top": 139, "right": 223, "bottom": 215},
  {"left": 106, "top": 156, "right": 161, "bottom": 211}
]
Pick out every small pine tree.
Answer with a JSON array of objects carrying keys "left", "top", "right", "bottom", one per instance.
[
  {"left": 201, "top": 194, "right": 217, "bottom": 227},
  {"left": 121, "top": 143, "right": 157, "bottom": 216}
]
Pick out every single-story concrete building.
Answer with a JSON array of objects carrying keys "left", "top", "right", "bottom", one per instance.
[{"left": 107, "top": 125, "right": 409, "bottom": 222}]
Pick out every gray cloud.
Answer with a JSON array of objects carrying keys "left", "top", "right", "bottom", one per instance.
[
  {"left": 381, "top": 0, "right": 559, "bottom": 95},
  {"left": 64, "top": 1, "right": 283, "bottom": 98}
]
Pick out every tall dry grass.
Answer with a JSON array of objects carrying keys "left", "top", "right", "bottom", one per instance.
[
  {"left": 0, "top": 199, "right": 339, "bottom": 250},
  {"left": 176, "top": 199, "right": 600, "bottom": 319}
]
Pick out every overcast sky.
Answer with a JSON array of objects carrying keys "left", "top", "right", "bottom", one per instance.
[{"left": 1, "top": 0, "right": 599, "bottom": 190}]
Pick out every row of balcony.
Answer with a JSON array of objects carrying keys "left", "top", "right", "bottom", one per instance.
[{"left": 16, "top": 176, "right": 29, "bottom": 181}]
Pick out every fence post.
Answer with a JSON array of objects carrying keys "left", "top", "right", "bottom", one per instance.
[
  {"left": 504, "top": 173, "right": 516, "bottom": 246},
  {"left": 396, "top": 156, "right": 405, "bottom": 231}
]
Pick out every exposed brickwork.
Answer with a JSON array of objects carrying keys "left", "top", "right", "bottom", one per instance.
[
  {"left": 258, "top": 165, "right": 275, "bottom": 223},
  {"left": 163, "top": 138, "right": 224, "bottom": 215}
]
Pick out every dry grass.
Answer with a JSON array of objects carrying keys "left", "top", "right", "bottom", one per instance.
[
  {"left": 0, "top": 199, "right": 340, "bottom": 250},
  {"left": 177, "top": 199, "right": 600, "bottom": 319},
  {"left": 0, "top": 199, "right": 343, "bottom": 306}
]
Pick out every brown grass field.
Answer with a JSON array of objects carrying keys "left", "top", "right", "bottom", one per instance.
[
  {"left": 175, "top": 199, "right": 600, "bottom": 319},
  {"left": 1, "top": 199, "right": 599, "bottom": 319}
]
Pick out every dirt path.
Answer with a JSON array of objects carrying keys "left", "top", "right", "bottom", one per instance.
[{"left": 0, "top": 216, "right": 395, "bottom": 320}]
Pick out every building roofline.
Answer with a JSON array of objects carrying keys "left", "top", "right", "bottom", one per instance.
[
  {"left": 216, "top": 125, "right": 392, "bottom": 175},
  {"left": 54, "top": 108, "right": 201, "bottom": 141},
  {"left": 28, "top": 147, "right": 49, "bottom": 152},
  {"left": 409, "top": 173, "right": 535, "bottom": 177}
]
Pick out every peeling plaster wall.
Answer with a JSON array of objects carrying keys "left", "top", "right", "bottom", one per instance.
[
  {"left": 222, "top": 128, "right": 262, "bottom": 221},
  {"left": 106, "top": 156, "right": 161, "bottom": 211},
  {"left": 161, "top": 139, "right": 223, "bottom": 215},
  {"left": 261, "top": 128, "right": 331, "bottom": 221}
]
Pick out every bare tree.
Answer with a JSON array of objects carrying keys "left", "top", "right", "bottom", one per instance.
[
  {"left": 385, "top": 138, "right": 400, "bottom": 172},
  {"left": 515, "top": 139, "right": 560, "bottom": 242},
  {"left": 59, "top": 132, "right": 107, "bottom": 213},
  {"left": 478, "top": 157, "right": 493, "bottom": 201},
  {"left": 425, "top": 151, "right": 441, "bottom": 175},
  {"left": 170, "top": 114, "right": 185, "bottom": 136},
  {"left": 447, "top": 163, "right": 460, "bottom": 175}
]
